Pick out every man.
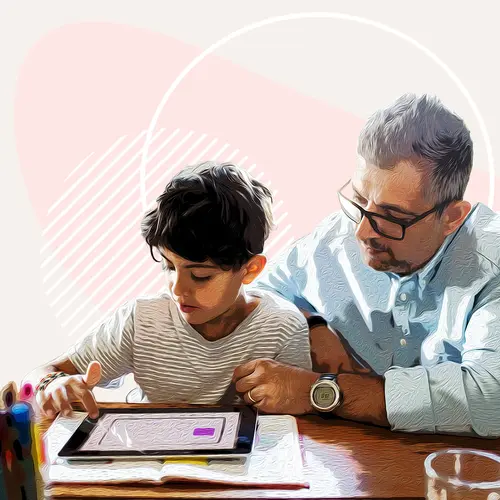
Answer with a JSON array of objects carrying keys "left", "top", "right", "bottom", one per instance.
[{"left": 233, "top": 93, "right": 500, "bottom": 438}]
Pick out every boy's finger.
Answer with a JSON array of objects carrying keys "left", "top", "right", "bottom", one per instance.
[
  {"left": 41, "top": 400, "right": 56, "bottom": 419},
  {"left": 80, "top": 389, "right": 99, "bottom": 419},
  {"left": 52, "top": 386, "right": 72, "bottom": 417},
  {"left": 83, "top": 361, "right": 102, "bottom": 389}
]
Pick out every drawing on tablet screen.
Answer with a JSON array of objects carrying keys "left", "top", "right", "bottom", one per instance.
[{"left": 80, "top": 412, "right": 241, "bottom": 452}]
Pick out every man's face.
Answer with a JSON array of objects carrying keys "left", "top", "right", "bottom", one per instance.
[
  {"left": 161, "top": 248, "right": 251, "bottom": 325},
  {"left": 350, "top": 159, "right": 453, "bottom": 275}
]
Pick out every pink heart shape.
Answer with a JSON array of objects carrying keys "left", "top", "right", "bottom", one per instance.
[{"left": 15, "top": 22, "right": 494, "bottom": 337}]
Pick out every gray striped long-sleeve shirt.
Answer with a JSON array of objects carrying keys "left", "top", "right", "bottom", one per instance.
[{"left": 67, "top": 290, "right": 312, "bottom": 404}]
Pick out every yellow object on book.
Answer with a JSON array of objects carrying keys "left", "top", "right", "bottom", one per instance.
[
  {"left": 164, "top": 457, "right": 208, "bottom": 466},
  {"left": 31, "top": 422, "right": 45, "bottom": 498}
]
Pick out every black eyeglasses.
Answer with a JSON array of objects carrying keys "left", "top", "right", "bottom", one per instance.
[{"left": 337, "top": 180, "right": 451, "bottom": 241}]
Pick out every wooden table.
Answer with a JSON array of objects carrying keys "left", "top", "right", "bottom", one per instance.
[{"left": 42, "top": 404, "right": 500, "bottom": 499}]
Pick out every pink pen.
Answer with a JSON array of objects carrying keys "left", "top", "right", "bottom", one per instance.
[{"left": 19, "top": 383, "right": 34, "bottom": 402}]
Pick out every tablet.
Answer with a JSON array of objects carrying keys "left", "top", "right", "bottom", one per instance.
[{"left": 57, "top": 406, "right": 257, "bottom": 460}]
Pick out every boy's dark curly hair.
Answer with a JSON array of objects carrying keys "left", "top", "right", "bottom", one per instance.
[{"left": 141, "top": 161, "right": 274, "bottom": 270}]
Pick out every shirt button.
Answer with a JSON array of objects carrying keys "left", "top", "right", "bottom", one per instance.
[
  {"left": 400, "top": 338, "right": 407, "bottom": 347},
  {"left": 400, "top": 293, "right": 407, "bottom": 302}
]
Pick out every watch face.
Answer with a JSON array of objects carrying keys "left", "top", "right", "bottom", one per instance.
[{"left": 313, "top": 384, "right": 336, "bottom": 408}]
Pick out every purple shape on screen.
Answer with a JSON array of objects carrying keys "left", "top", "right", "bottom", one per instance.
[{"left": 193, "top": 427, "right": 215, "bottom": 436}]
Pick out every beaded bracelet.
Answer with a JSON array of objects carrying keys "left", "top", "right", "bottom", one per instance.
[{"left": 35, "top": 372, "right": 69, "bottom": 395}]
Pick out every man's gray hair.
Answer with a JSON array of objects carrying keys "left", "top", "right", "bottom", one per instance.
[{"left": 357, "top": 93, "right": 473, "bottom": 204}]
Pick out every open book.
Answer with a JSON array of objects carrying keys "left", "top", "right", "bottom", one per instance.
[{"left": 43, "top": 412, "right": 309, "bottom": 489}]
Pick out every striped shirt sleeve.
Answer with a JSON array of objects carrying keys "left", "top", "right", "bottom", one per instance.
[
  {"left": 274, "top": 313, "right": 312, "bottom": 370},
  {"left": 67, "top": 301, "right": 136, "bottom": 386}
]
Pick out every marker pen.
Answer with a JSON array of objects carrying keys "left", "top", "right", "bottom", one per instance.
[
  {"left": 0, "top": 412, "right": 10, "bottom": 500},
  {"left": 19, "top": 383, "right": 34, "bottom": 403},
  {"left": 0, "top": 382, "right": 17, "bottom": 410},
  {"left": 0, "top": 411, "right": 21, "bottom": 500},
  {"left": 10, "top": 403, "right": 42, "bottom": 500}
]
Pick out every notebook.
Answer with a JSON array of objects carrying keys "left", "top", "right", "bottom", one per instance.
[{"left": 42, "top": 411, "right": 309, "bottom": 489}]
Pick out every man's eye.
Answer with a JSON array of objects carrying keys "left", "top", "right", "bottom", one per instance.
[
  {"left": 387, "top": 213, "right": 412, "bottom": 223},
  {"left": 191, "top": 275, "right": 212, "bottom": 282}
]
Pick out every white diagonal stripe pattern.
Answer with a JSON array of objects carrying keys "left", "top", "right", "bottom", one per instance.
[
  {"left": 42, "top": 131, "right": 195, "bottom": 285},
  {"left": 64, "top": 152, "right": 95, "bottom": 182},
  {"left": 41, "top": 129, "right": 169, "bottom": 267},
  {"left": 41, "top": 135, "right": 293, "bottom": 338},
  {"left": 47, "top": 137, "right": 126, "bottom": 216},
  {"left": 47, "top": 132, "right": 208, "bottom": 319},
  {"left": 43, "top": 135, "right": 129, "bottom": 234},
  {"left": 264, "top": 224, "right": 292, "bottom": 253}
]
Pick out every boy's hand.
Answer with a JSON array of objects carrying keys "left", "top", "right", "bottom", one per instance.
[
  {"left": 36, "top": 361, "right": 102, "bottom": 420},
  {"left": 232, "top": 359, "right": 319, "bottom": 415}
]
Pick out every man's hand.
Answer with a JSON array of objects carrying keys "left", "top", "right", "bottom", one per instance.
[
  {"left": 232, "top": 359, "right": 319, "bottom": 415},
  {"left": 36, "top": 361, "right": 102, "bottom": 419}
]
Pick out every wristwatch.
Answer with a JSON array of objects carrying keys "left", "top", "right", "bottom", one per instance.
[
  {"left": 310, "top": 374, "right": 343, "bottom": 412},
  {"left": 306, "top": 314, "right": 328, "bottom": 330}
]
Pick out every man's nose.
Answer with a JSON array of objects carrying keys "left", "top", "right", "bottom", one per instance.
[{"left": 355, "top": 214, "right": 379, "bottom": 241}]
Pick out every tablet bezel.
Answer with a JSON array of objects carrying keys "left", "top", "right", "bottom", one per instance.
[{"left": 57, "top": 405, "right": 258, "bottom": 459}]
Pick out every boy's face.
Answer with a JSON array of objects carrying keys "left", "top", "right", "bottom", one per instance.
[{"left": 160, "top": 248, "right": 265, "bottom": 325}]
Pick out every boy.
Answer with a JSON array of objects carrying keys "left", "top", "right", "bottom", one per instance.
[{"left": 24, "top": 161, "right": 312, "bottom": 418}]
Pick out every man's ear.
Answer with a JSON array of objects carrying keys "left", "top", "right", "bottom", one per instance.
[
  {"left": 442, "top": 200, "right": 471, "bottom": 236},
  {"left": 241, "top": 255, "right": 267, "bottom": 285}
]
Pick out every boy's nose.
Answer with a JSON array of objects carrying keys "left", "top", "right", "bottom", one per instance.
[{"left": 172, "top": 276, "right": 190, "bottom": 297}]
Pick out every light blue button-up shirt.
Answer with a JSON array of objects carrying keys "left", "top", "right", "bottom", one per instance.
[{"left": 254, "top": 202, "right": 500, "bottom": 437}]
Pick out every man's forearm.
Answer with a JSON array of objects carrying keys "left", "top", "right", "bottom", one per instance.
[{"left": 335, "top": 373, "right": 389, "bottom": 427}]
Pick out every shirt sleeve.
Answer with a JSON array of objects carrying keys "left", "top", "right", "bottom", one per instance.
[
  {"left": 384, "top": 286, "right": 500, "bottom": 438},
  {"left": 67, "top": 301, "right": 136, "bottom": 387},
  {"left": 274, "top": 313, "right": 313, "bottom": 371}
]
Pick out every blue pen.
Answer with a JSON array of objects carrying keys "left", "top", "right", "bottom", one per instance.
[{"left": 10, "top": 403, "right": 40, "bottom": 500}]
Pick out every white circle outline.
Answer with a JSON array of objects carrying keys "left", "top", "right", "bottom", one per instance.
[{"left": 139, "top": 12, "right": 495, "bottom": 210}]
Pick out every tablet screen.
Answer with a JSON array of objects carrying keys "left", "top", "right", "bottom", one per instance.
[
  {"left": 58, "top": 406, "right": 257, "bottom": 458},
  {"left": 79, "top": 412, "right": 241, "bottom": 451}
]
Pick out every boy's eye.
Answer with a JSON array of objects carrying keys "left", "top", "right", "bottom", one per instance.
[{"left": 191, "top": 274, "right": 212, "bottom": 282}]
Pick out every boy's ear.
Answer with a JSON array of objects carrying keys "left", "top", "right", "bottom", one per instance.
[{"left": 241, "top": 255, "right": 267, "bottom": 284}]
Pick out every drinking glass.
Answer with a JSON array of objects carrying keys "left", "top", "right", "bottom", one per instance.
[{"left": 425, "top": 449, "right": 500, "bottom": 499}]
